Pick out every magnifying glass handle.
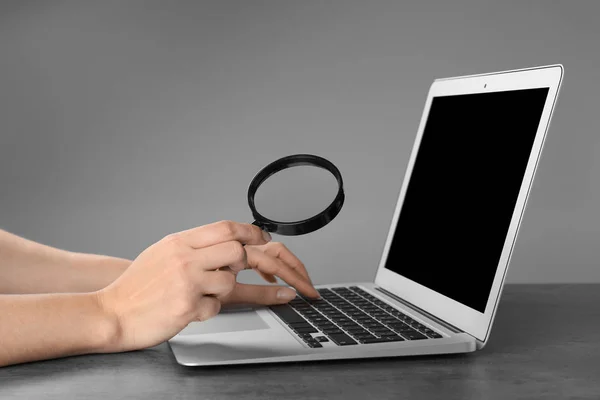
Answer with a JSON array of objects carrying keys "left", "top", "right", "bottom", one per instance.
[{"left": 252, "top": 220, "right": 276, "bottom": 233}]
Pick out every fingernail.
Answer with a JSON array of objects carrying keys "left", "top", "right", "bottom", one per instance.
[
  {"left": 276, "top": 288, "right": 296, "bottom": 301},
  {"left": 262, "top": 230, "right": 272, "bottom": 242}
]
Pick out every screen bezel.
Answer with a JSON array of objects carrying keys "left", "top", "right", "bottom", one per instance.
[{"left": 374, "top": 65, "right": 563, "bottom": 342}]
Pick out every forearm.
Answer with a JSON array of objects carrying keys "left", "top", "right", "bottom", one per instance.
[
  {"left": 0, "top": 229, "right": 130, "bottom": 294},
  {"left": 0, "top": 292, "right": 118, "bottom": 367}
]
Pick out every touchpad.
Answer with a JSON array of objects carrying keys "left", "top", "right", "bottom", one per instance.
[{"left": 177, "top": 309, "right": 270, "bottom": 336}]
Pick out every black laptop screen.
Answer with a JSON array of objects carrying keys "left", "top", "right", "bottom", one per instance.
[{"left": 383, "top": 88, "right": 549, "bottom": 313}]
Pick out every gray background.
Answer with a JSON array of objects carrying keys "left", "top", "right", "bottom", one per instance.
[{"left": 1, "top": 0, "right": 599, "bottom": 285}]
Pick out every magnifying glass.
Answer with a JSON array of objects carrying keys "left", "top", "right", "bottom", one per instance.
[{"left": 248, "top": 154, "right": 344, "bottom": 236}]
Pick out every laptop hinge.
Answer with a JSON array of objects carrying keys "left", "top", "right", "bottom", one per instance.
[{"left": 375, "top": 287, "right": 464, "bottom": 334}]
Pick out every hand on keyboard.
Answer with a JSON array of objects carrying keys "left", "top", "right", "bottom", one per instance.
[{"left": 220, "top": 242, "right": 320, "bottom": 305}]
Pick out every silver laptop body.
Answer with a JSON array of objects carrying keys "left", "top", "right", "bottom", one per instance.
[{"left": 169, "top": 65, "right": 564, "bottom": 366}]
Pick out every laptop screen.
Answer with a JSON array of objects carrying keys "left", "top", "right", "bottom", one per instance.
[{"left": 383, "top": 87, "right": 550, "bottom": 313}]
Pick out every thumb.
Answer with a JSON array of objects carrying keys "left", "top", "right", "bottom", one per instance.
[{"left": 222, "top": 283, "right": 297, "bottom": 306}]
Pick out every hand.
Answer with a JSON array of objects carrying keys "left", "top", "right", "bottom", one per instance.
[
  {"left": 95, "top": 221, "right": 317, "bottom": 352},
  {"left": 219, "top": 242, "right": 319, "bottom": 306}
]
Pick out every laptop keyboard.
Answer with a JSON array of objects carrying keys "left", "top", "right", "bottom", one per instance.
[{"left": 269, "top": 286, "right": 443, "bottom": 348}]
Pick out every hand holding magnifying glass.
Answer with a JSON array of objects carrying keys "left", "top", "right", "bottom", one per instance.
[{"left": 233, "top": 154, "right": 344, "bottom": 301}]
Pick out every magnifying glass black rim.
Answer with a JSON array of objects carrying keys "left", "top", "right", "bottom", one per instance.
[{"left": 248, "top": 154, "right": 344, "bottom": 236}]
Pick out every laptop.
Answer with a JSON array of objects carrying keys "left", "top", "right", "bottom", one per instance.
[{"left": 169, "top": 64, "right": 564, "bottom": 366}]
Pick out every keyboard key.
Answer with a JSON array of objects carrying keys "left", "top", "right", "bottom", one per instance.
[
  {"left": 391, "top": 326, "right": 417, "bottom": 334},
  {"left": 347, "top": 310, "right": 365, "bottom": 315},
  {"left": 401, "top": 331, "right": 428, "bottom": 340},
  {"left": 307, "top": 341, "right": 323, "bottom": 348},
  {"left": 270, "top": 305, "right": 306, "bottom": 325},
  {"left": 372, "top": 328, "right": 395, "bottom": 336},
  {"left": 366, "top": 335, "right": 405, "bottom": 344},
  {"left": 360, "top": 336, "right": 397, "bottom": 344},
  {"left": 293, "top": 303, "right": 311, "bottom": 308},
  {"left": 300, "top": 309, "right": 319, "bottom": 315},
  {"left": 327, "top": 332, "right": 358, "bottom": 346},
  {"left": 356, "top": 316, "right": 377, "bottom": 323},
  {"left": 345, "top": 326, "right": 368, "bottom": 333},
  {"left": 354, "top": 333, "right": 377, "bottom": 340},
  {"left": 349, "top": 333, "right": 371, "bottom": 340},
  {"left": 319, "top": 309, "right": 338, "bottom": 315},
  {"left": 316, "top": 321, "right": 336, "bottom": 328},
  {"left": 338, "top": 321, "right": 360, "bottom": 328},
  {"left": 364, "top": 322, "right": 385, "bottom": 330},
  {"left": 388, "top": 321, "right": 411, "bottom": 329},
  {"left": 322, "top": 327, "right": 343, "bottom": 334},
  {"left": 288, "top": 320, "right": 312, "bottom": 328},
  {"left": 383, "top": 335, "right": 404, "bottom": 341},
  {"left": 347, "top": 331, "right": 370, "bottom": 338},
  {"left": 362, "top": 311, "right": 380, "bottom": 316},
  {"left": 315, "top": 336, "right": 329, "bottom": 342},
  {"left": 359, "top": 338, "right": 386, "bottom": 344},
  {"left": 293, "top": 326, "right": 318, "bottom": 334},
  {"left": 373, "top": 315, "right": 391, "bottom": 320}
]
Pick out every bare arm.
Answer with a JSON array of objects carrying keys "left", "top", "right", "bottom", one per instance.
[
  {"left": 0, "top": 292, "right": 117, "bottom": 366},
  {"left": 0, "top": 221, "right": 317, "bottom": 367},
  {"left": 0, "top": 229, "right": 131, "bottom": 294}
]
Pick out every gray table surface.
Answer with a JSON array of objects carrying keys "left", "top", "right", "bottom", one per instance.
[{"left": 1, "top": 284, "right": 599, "bottom": 400}]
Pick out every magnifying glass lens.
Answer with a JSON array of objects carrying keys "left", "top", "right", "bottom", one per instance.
[
  {"left": 248, "top": 154, "right": 344, "bottom": 236},
  {"left": 253, "top": 165, "right": 339, "bottom": 223}
]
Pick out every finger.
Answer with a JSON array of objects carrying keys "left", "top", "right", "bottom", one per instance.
[
  {"left": 253, "top": 242, "right": 313, "bottom": 284},
  {"left": 174, "top": 221, "right": 271, "bottom": 249},
  {"left": 255, "top": 269, "right": 277, "bottom": 284},
  {"left": 245, "top": 247, "right": 320, "bottom": 299},
  {"left": 197, "top": 270, "right": 237, "bottom": 298},
  {"left": 221, "top": 283, "right": 297, "bottom": 306},
  {"left": 193, "top": 241, "right": 248, "bottom": 272},
  {"left": 196, "top": 296, "right": 221, "bottom": 322},
  {"left": 218, "top": 266, "right": 236, "bottom": 275}
]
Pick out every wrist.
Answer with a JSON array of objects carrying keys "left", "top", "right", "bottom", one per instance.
[{"left": 86, "top": 290, "right": 123, "bottom": 353}]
